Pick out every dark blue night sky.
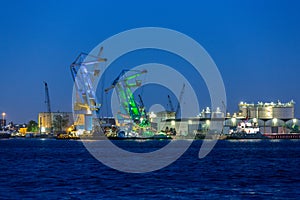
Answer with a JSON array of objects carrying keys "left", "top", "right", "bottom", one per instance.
[{"left": 1, "top": 0, "right": 300, "bottom": 123}]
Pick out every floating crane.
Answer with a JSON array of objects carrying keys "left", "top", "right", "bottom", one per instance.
[
  {"left": 70, "top": 47, "right": 107, "bottom": 132},
  {"left": 105, "top": 69, "right": 150, "bottom": 135},
  {"left": 70, "top": 48, "right": 106, "bottom": 114}
]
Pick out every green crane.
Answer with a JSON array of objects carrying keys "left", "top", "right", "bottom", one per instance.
[{"left": 105, "top": 69, "right": 151, "bottom": 135}]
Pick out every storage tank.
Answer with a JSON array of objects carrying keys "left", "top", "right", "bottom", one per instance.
[
  {"left": 211, "top": 112, "right": 224, "bottom": 118},
  {"left": 238, "top": 104, "right": 248, "bottom": 118},
  {"left": 211, "top": 107, "right": 225, "bottom": 118},
  {"left": 204, "top": 107, "right": 211, "bottom": 118},
  {"left": 249, "top": 106, "right": 258, "bottom": 118},
  {"left": 258, "top": 106, "right": 273, "bottom": 119},
  {"left": 273, "top": 107, "right": 294, "bottom": 119}
]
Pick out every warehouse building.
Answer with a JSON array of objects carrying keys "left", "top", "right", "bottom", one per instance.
[{"left": 155, "top": 107, "right": 225, "bottom": 136}]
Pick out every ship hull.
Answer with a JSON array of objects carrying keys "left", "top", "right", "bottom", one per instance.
[
  {"left": 226, "top": 132, "right": 267, "bottom": 139},
  {"left": 263, "top": 133, "right": 300, "bottom": 139},
  {"left": 0, "top": 133, "right": 10, "bottom": 139}
]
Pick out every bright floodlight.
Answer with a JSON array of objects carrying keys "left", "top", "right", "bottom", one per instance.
[
  {"left": 206, "top": 120, "right": 211, "bottom": 125},
  {"left": 273, "top": 118, "right": 278, "bottom": 125},
  {"left": 171, "top": 120, "right": 175, "bottom": 126}
]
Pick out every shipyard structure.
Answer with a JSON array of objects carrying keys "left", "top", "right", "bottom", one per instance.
[{"left": 35, "top": 100, "right": 298, "bottom": 137}]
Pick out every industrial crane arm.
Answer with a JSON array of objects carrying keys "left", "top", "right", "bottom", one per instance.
[
  {"left": 105, "top": 69, "right": 147, "bottom": 93},
  {"left": 43, "top": 81, "right": 51, "bottom": 113},
  {"left": 104, "top": 69, "right": 149, "bottom": 127}
]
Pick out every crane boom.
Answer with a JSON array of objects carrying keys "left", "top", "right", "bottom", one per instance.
[
  {"left": 167, "top": 95, "right": 175, "bottom": 112},
  {"left": 105, "top": 69, "right": 147, "bottom": 93},
  {"left": 105, "top": 69, "right": 149, "bottom": 128},
  {"left": 70, "top": 49, "right": 106, "bottom": 117},
  {"left": 43, "top": 81, "right": 51, "bottom": 113},
  {"left": 175, "top": 84, "right": 185, "bottom": 118},
  {"left": 138, "top": 94, "right": 145, "bottom": 109},
  {"left": 70, "top": 48, "right": 107, "bottom": 135}
]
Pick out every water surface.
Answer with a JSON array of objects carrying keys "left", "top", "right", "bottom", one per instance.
[{"left": 0, "top": 139, "right": 299, "bottom": 199}]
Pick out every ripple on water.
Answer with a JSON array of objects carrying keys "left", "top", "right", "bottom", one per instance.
[{"left": 0, "top": 139, "right": 299, "bottom": 199}]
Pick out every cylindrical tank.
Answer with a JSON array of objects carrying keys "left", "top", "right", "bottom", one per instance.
[
  {"left": 238, "top": 105, "right": 248, "bottom": 118},
  {"left": 258, "top": 106, "right": 273, "bottom": 119},
  {"left": 204, "top": 107, "right": 211, "bottom": 118},
  {"left": 273, "top": 107, "right": 294, "bottom": 119},
  {"left": 249, "top": 107, "right": 258, "bottom": 118},
  {"left": 211, "top": 112, "right": 224, "bottom": 118}
]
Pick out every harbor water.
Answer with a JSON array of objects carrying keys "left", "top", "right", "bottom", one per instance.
[{"left": 0, "top": 139, "right": 299, "bottom": 199}]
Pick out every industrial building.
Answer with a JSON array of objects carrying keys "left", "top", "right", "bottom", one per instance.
[
  {"left": 38, "top": 112, "right": 74, "bottom": 134},
  {"left": 152, "top": 107, "right": 225, "bottom": 136}
]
